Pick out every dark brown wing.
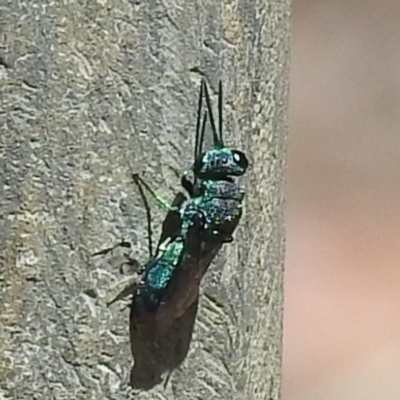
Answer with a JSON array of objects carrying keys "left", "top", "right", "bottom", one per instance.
[{"left": 154, "top": 211, "right": 241, "bottom": 334}]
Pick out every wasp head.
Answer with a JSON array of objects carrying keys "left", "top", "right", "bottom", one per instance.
[{"left": 194, "top": 148, "right": 248, "bottom": 180}]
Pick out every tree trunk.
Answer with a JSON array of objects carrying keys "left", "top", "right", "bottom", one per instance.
[{"left": 0, "top": 1, "right": 290, "bottom": 399}]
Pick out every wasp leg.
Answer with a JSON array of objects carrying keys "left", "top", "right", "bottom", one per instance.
[
  {"left": 119, "top": 257, "right": 143, "bottom": 275},
  {"left": 91, "top": 239, "right": 132, "bottom": 257},
  {"left": 132, "top": 173, "right": 179, "bottom": 213},
  {"left": 107, "top": 275, "right": 140, "bottom": 307}
]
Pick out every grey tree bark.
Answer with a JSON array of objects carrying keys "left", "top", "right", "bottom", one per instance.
[{"left": 0, "top": 0, "right": 290, "bottom": 399}]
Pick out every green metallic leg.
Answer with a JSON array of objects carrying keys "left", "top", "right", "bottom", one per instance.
[{"left": 132, "top": 174, "right": 179, "bottom": 213}]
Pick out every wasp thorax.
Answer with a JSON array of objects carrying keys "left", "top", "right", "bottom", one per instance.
[{"left": 194, "top": 148, "right": 248, "bottom": 180}]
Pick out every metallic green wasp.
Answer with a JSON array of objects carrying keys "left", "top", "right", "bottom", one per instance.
[{"left": 100, "top": 79, "right": 248, "bottom": 335}]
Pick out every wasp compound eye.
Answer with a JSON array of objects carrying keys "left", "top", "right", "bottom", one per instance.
[{"left": 232, "top": 150, "right": 248, "bottom": 170}]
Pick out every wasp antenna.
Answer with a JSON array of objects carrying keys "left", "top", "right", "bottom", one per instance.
[
  {"left": 199, "top": 110, "right": 208, "bottom": 156},
  {"left": 203, "top": 81, "right": 219, "bottom": 148},
  {"left": 194, "top": 110, "right": 207, "bottom": 187},
  {"left": 218, "top": 80, "right": 223, "bottom": 147},
  {"left": 194, "top": 80, "right": 204, "bottom": 163}
]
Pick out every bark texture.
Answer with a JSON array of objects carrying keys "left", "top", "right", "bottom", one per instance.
[{"left": 0, "top": 0, "right": 290, "bottom": 399}]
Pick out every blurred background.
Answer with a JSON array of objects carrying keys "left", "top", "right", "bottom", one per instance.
[{"left": 283, "top": 0, "right": 400, "bottom": 399}]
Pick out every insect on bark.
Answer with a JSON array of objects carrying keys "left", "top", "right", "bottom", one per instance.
[{"left": 98, "top": 79, "right": 249, "bottom": 336}]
